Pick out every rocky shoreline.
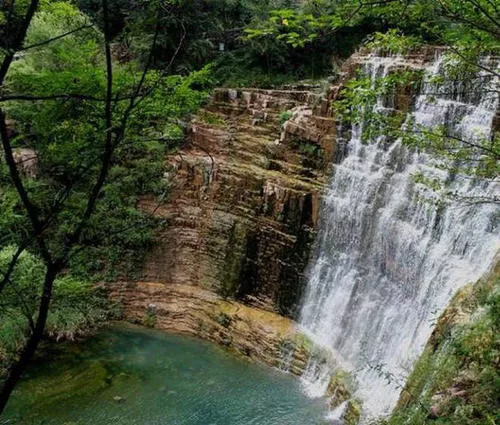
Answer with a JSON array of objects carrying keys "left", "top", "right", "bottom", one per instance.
[{"left": 108, "top": 281, "right": 312, "bottom": 376}]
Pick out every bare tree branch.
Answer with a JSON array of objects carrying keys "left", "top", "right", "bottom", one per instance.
[
  {"left": 0, "top": 93, "right": 136, "bottom": 103},
  {"left": 20, "top": 23, "right": 95, "bottom": 51},
  {"left": 0, "top": 109, "right": 52, "bottom": 264}
]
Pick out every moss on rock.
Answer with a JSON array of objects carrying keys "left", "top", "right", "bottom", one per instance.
[{"left": 384, "top": 264, "right": 500, "bottom": 425}]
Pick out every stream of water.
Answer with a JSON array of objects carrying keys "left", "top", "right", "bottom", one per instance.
[{"left": 299, "top": 52, "right": 499, "bottom": 419}]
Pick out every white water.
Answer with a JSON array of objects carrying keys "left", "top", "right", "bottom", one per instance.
[
  {"left": 299, "top": 52, "right": 500, "bottom": 420},
  {"left": 327, "top": 401, "right": 349, "bottom": 422}
]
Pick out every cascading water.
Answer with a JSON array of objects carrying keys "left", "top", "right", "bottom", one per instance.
[{"left": 298, "top": 52, "right": 499, "bottom": 420}]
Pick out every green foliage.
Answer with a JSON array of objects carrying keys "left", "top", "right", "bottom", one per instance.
[
  {"left": 236, "top": 2, "right": 366, "bottom": 85},
  {"left": 0, "top": 1, "right": 215, "bottom": 386},
  {"left": 403, "top": 123, "right": 500, "bottom": 181},
  {"left": 76, "top": 0, "right": 301, "bottom": 75},
  {"left": 142, "top": 309, "right": 157, "bottom": 328},
  {"left": 245, "top": 9, "right": 323, "bottom": 48},
  {"left": 246, "top": 0, "right": 498, "bottom": 50},
  {"left": 0, "top": 247, "right": 111, "bottom": 375},
  {"left": 198, "top": 110, "right": 226, "bottom": 126},
  {"left": 279, "top": 110, "right": 293, "bottom": 125},
  {"left": 297, "top": 141, "right": 319, "bottom": 156},
  {"left": 382, "top": 271, "right": 500, "bottom": 425},
  {"left": 213, "top": 55, "right": 319, "bottom": 88},
  {"left": 365, "top": 30, "right": 422, "bottom": 54},
  {"left": 244, "top": 0, "right": 420, "bottom": 51},
  {"left": 1, "top": 1, "right": 215, "bottom": 281},
  {"left": 335, "top": 68, "right": 422, "bottom": 139},
  {"left": 215, "top": 312, "right": 232, "bottom": 328},
  {"left": 288, "top": 135, "right": 321, "bottom": 157}
]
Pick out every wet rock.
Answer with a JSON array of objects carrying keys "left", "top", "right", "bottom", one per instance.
[{"left": 108, "top": 282, "right": 314, "bottom": 377}]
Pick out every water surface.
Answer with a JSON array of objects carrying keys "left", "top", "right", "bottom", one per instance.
[{"left": 3, "top": 325, "right": 329, "bottom": 425}]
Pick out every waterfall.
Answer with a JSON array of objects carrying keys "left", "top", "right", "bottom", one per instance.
[{"left": 298, "top": 52, "right": 499, "bottom": 420}]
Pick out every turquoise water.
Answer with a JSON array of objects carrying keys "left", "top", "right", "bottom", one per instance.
[{"left": 3, "top": 325, "right": 330, "bottom": 425}]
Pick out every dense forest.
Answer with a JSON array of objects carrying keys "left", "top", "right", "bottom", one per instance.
[{"left": 0, "top": 0, "right": 498, "bottom": 424}]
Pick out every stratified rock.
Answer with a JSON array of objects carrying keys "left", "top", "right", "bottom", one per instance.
[
  {"left": 141, "top": 87, "right": 336, "bottom": 316},
  {"left": 108, "top": 281, "right": 312, "bottom": 376}
]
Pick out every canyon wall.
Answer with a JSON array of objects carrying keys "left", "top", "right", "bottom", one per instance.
[
  {"left": 110, "top": 48, "right": 498, "bottom": 424},
  {"left": 109, "top": 84, "right": 336, "bottom": 376},
  {"left": 111, "top": 47, "right": 444, "bottom": 376},
  {"left": 140, "top": 86, "right": 336, "bottom": 316}
]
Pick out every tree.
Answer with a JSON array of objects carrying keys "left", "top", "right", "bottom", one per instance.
[
  {"left": 245, "top": 0, "right": 500, "bottom": 199},
  {"left": 0, "top": 0, "right": 212, "bottom": 413}
]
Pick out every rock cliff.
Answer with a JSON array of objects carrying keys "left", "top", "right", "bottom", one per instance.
[
  {"left": 109, "top": 84, "right": 337, "bottom": 376},
  {"left": 109, "top": 281, "right": 312, "bottom": 376},
  {"left": 111, "top": 47, "right": 451, "bottom": 380},
  {"left": 141, "top": 87, "right": 336, "bottom": 316}
]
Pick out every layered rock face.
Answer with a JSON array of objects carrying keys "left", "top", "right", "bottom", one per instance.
[
  {"left": 109, "top": 281, "right": 312, "bottom": 376},
  {"left": 113, "top": 48, "right": 440, "bottom": 378},
  {"left": 110, "top": 86, "right": 336, "bottom": 377},
  {"left": 141, "top": 87, "right": 336, "bottom": 316}
]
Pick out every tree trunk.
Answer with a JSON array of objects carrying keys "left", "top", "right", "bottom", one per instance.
[{"left": 0, "top": 264, "right": 58, "bottom": 414}]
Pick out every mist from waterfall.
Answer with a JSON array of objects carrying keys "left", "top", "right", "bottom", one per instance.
[{"left": 298, "top": 52, "right": 499, "bottom": 420}]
